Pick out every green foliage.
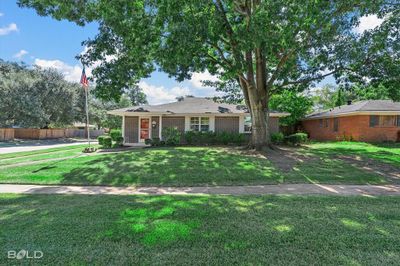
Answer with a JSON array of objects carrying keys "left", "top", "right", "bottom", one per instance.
[
  {"left": 0, "top": 60, "right": 78, "bottom": 128},
  {"left": 101, "top": 136, "right": 112, "bottom": 148},
  {"left": 97, "top": 135, "right": 107, "bottom": 146},
  {"left": 285, "top": 133, "right": 308, "bottom": 146},
  {"left": 18, "top": 0, "right": 399, "bottom": 146},
  {"left": 110, "top": 129, "right": 122, "bottom": 141},
  {"left": 184, "top": 131, "right": 245, "bottom": 146},
  {"left": 271, "top": 133, "right": 285, "bottom": 144},
  {"left": 312, "top": 83, "right": 399, "bottom": 111},
  {"left": 144, "top": 138, "right": 152, "bottom": 145},
  {"left": 151, "top": 138, "right": 161, "bottom": 146},
  {"left": 269, "top": 90, "right": 313, "bottom": 126},
  {"left": 162, "top": 127, "right": 181, "bottom": 146},
  {"left": 114, "top": 136, "right": 124, "bottom": 146}
]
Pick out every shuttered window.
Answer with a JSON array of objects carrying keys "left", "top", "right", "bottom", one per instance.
[{"left": 369, "top": 115, "right": 379, "bottom": 127}]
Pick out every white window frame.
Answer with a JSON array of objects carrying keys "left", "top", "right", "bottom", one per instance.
[
  {"left": 190, "top": 116, "right": 210, "bottom": 132},
  {"left": 244, "top": 116, "right": 252, "bottom": 134}
]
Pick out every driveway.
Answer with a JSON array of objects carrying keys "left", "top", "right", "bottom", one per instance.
[{"left": 0, "top": 139, "right": 96, "bottom": 154}]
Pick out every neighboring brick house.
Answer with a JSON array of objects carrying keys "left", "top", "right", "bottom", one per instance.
[
  {"left": 302, "top": 100, "right": 400, "bottom": 142},
  {"left": 108, "top": 96, "right": 289, "bottom": 145}
]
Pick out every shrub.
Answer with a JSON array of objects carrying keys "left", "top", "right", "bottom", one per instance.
[
  {"left": 97, "top": 135, "right": 107, "bottom": 146},
  {"left": 114, "top": 136, "right": 124, "bottom": 146},
  {"left": 110, "top": 129, "right": 122, "bottom": 141},
  {"left": 152, "top": 137, "right": 161, "bottom": 146},
  {"left": 184, "top": 131, "right": 196, "bottom": 145},
  {"left": 233, "top": 133, "right": 246, "bottom": 145},
  {"left": 101, "top": 136, "right": 112, "bottom": 148},
  {"left": 216, "top": 132, "right": 231, "bottom": 145},
  {"left": 285, "top": 132, "right": 308, "bottom": 146},
  {"left": 162, "top": 127, "right": 181, "bottom": 146},
  {"left": 144, "top": 138, "right": 152, "bottom": 145},
  {"left": 271, "top": 132, "right": 284, "bottom": 144},
  {"left": 183, "top": 131, "right": 246, "bottom": 146}
]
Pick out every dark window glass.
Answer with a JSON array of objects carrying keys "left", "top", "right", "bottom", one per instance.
[
  {"left": 397, "top": 116, "right": 400, "bottom": 127},
  {"left": 333, "top": 118, "right": 339, "bottom": 132},
  {"left": 369, "top": 115, "right": 379, "bottom": 127},
  {"left": 319, "top": 119, "right": 323, "bottom": 128}
]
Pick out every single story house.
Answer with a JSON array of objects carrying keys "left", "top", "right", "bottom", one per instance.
[
  {"left": 302, "top": 100, "right": 400, "bottom": 142},
  {"left": 108, "top": 96, "right": 289, "bottom": 145}
]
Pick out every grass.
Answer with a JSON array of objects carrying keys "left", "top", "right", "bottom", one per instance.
[
  {"left": 0, "top": 143, "right": 391, "bottom": 186},
  {"left": 304, "top": 141, "right": 400, "bottom": 166},
  {"left": 1, "top": 194, "right": 399, "bottom": 265}
]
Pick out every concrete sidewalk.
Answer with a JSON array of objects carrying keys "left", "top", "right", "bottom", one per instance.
[{"left": 1, "top": 184, "right": 399, "bottom": 196}]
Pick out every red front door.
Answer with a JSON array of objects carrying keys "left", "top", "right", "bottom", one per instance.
[{"left": 140, "top": 118, "right": 150, "bottom": 141}]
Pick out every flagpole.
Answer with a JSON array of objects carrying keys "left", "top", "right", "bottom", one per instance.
[{"left": 85, "top": 84, "right": 90, "bottom": 148}]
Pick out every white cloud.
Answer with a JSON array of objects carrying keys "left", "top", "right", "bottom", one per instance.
[
  {"left": 0, "top": 23, "right": 18, "bottom": 36},
  {"left": 139, "top": 81, "right": 190, "bottom": 105},
  {"left": 34, "top": 59, "right": 83, "bottom": 83},
  {"left": 189, "top": 71, "right": 219, "bottom": 88},
  {"left": 355, "top": 15, "right": 384, "bottom": 34},
  {"left": 13, "top": 49, "right": 28, "bottom": 59},
  {"left": 0, "top": 12, "right": 4, "bottom": 17}
]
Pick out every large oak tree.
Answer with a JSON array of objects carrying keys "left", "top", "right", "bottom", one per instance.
[{"left": 18, "top": 0, "right": 399, "bottom": 149}]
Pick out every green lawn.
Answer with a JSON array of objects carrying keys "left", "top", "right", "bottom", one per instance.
[
  {"left": 1, "top": 194, "right": 399, "bottom": 265},
  {"left": 0, "top": 143, "right": 392, "bottom": 186},
  {"left": 304, "top": 141, "right": 400, "bottom": 166}
]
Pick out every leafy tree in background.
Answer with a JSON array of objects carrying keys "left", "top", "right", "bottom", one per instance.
[
  {"left": 269, "top": 90, "right": 313, "bottom": 127},
  {"left": 0, "top": 60, "right": 77, "bottom": 128},
  {"left": 0, "top": 60, "right": 142, "bottom": 129},
  {"left": 18, "top": 0, "right": 399, "bottom": 149},
  {"left": 127, "top": 84, "right": 148, "bottom": 106},
  {"left": 312, "top": 83, "right": 397, "bottom": 111}
]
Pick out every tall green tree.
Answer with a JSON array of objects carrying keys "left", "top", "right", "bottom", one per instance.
[
  {"left": 0, "top": 60, "right": 78, "bottom": 128},
  {"left": 18, "top": 0, "right": 399, "bottom": 149}
]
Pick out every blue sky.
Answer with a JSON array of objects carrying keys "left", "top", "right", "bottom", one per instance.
[{"left": 0, "top": 1, "right": 382, "bottom": 104}]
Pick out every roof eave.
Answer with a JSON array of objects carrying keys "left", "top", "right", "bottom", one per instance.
[{"left": 303, "top": 110, "right": 400, "bottom": 120}]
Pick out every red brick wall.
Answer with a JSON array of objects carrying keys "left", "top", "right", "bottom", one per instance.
[{"left": 302, "top": 115, "right": 400, "bottom": 142}]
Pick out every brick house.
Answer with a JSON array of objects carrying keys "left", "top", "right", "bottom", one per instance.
[
  {"left": 302, "top": 100, "right": 400, "bottom": 142},
  {"left": 108, "top": 96, "right": 289, "bottom": 145}
]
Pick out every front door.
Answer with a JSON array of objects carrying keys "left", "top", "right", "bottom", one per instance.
[{"left": 140, "top": 118, "right": 150, "bottom": 142}]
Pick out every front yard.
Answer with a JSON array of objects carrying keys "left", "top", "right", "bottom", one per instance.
[
  {"left": 0, "top": 142, "right": 398, "bottom": 186},
  {"left": 1, "top": 194, "right": 399, "bottom": 265}
]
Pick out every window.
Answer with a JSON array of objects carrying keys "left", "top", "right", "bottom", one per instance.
[
  {"left": 370, "top": 115, "right": 396, "bottom": 127},
  {"left": 244, "top": 116, "right": 252, "bottom": 133},
  {"left": 398, "top": 116, "right": 400, "bottom": 127},
  {"left": 333, "top": 118, "right": 339, "bottom": 132},
  {"left": 190, "top": 117, "right": 209, "bottom": 132},
  {"left": 370, "top": 115, "right": 379, "bottom": 127},
  {"left": 381, "top": 116, "right": 396, "bottom": 127},
  {"left": 320, "top": 119, "right": 328, "bottom": 128}
]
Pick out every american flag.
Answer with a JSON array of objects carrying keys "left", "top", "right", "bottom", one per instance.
[{"left": 80, "top": 67, "right": 89, "bottom": 88}]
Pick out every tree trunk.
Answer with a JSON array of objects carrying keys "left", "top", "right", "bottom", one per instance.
[{"left": 246, "top": 86, "right": 271, "bottom": 150}]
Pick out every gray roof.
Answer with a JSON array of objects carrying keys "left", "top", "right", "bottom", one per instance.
[
  {"left": 305, "top": 100, "right": 400, "bottom": 119},
  {"left": 109, "top": 97, "right": 289, "bottom": 116}
]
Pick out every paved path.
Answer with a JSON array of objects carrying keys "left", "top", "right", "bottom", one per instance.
[
  {"left": 1, "top": 184, "right": 399, "bottom": 196},
  {"left": 0, "top": 141, "right": 96, "bottom": 154}
]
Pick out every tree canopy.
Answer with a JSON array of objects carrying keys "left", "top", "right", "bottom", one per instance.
[
  {"left": 0, "top": 60, "right": 146, "bottom": 129},
  {"left": 18, "top": 0, "right": 400, "bottom": 148}
]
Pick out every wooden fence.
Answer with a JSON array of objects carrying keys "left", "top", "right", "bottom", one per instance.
[
  {"left": 0, "top": 128, "right": 14, "bottom": 141},
  {"left": 0, "top": 128, "right": 105, "bottom": 141}
]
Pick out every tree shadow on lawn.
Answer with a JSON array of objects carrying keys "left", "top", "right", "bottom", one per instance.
[
  {"left": 303, "top": 142, "right": 400, "bottom": 166},
  {"left": 1, "top": 194, "right": 399, "bottom": 265},
  {"left": 60, "top": 147, "right": 283, "bottom": 186}
]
